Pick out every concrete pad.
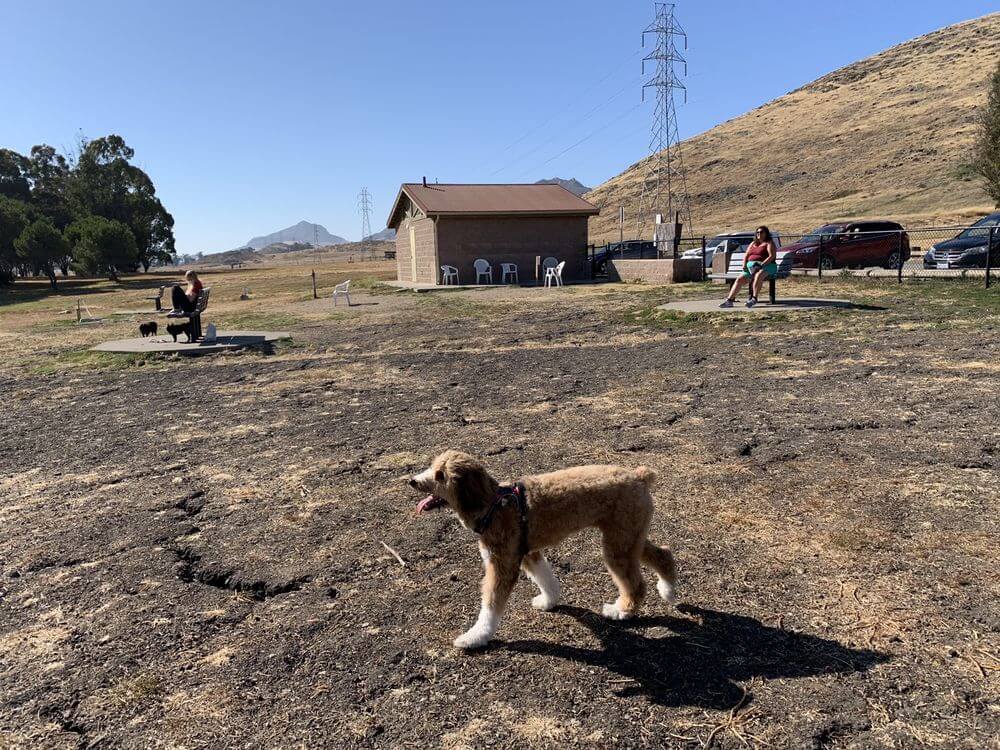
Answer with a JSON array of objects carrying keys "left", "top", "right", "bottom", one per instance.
[
  {"left": 656, "top": 298, "right": 875, "bottom": 314},
  {"left": 91, "top": 330, "right": 291, "bottom": 355},
  {"left": 385, "top": 280, "right": 596, "bottom": 292},
  {"left": 385, "top": 281, "right": 508, "bottom": 292}
]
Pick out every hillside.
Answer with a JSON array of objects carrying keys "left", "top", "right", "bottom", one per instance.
[
  {"left": 194, "top": 240, "right": 394, "bottom": 268},
  {"left": 586, "top": 13, "right": 1000, "bottom": 240},
  {"left": 245, "top": 221, "right": 346, "bottom": 249}
]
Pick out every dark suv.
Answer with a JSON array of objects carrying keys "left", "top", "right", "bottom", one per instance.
[
  {"left": 785, "top": 221, "right": 910, "bottom": 270},
  {"left": 591, "top": 240, "right": 659, "bottom": 275},
  {"left": 922, "top": 212, "right": 1000, "bottom": 269}
]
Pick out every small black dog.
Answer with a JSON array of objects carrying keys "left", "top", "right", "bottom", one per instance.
[
  {"left": 166, "top": 322, "right": 192, "bottom": 343},
  {"left": 139, "top": 321, "right": 158, "bottom": 338}
]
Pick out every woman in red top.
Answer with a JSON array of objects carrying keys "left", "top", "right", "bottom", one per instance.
[
  {"left": 720, "top": 226, "right": 777, "bottom": 308},
  {"left": 168, "top": 270, "right": 203, "bottom": 316}
]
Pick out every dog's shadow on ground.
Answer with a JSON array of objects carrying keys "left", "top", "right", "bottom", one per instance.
[{"left": 505, "top": 604, "right": 888, "bottom": 709}]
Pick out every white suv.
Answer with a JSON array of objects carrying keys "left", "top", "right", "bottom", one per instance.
[{"left": 681, "top": 231, "right": 782, "bottom": 268}]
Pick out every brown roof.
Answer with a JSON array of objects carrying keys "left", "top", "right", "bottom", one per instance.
[{"left": 387, "top": 183, "right": 599, "bottom": 228}]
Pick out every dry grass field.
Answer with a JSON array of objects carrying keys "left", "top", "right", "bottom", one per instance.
[
  {"left": 1, "top": 261, "right": 999, "bottom": 748},
  {"left": 587, "top": 13, "right": 1000, "bottom": 240}
]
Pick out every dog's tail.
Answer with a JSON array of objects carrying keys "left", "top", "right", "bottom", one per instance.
[
  {"left": 642, "top": 541, "right": 677, "bottom": 603},
  {"left": 634, "top": 466, "right": 657, "bottom": 487}
]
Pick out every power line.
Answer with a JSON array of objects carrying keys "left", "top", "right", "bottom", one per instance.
[
  {"left": 490, "top": 74, "right": 644, "bottom": 178},
  {"left": 512, "top": 102, "right": 644, "bottom": 182},
  {"left": 476, "top": 47, "right": 646, "bottom": 175},
  {"left": 514, "top": 118, "right": 653, "bottom": 194}
]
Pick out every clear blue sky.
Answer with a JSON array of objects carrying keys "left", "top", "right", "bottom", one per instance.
[{"left": 1, "top": 0, "right": 995, "bottom": 252}]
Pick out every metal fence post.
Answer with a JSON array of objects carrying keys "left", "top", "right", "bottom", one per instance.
[
  {"left": 897, "top": 232, "right": 903, "bottom": 285},
  {"left": 817, "top": 235, "right": 823, "bottom": 280},
  {"left": 988, "top": 226, "right": 996, "bottom": 289},
  {"left": 701, "top": 235, "right": 707, "bottom": 283}
]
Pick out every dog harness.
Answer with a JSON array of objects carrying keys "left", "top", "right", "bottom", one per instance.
[{"left": 473, "top": 482, "right": 529, "bottom": 558}]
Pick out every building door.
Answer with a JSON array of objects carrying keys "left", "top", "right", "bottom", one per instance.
[{"left": 409, "top": 226, "right": 417, "bottom": 281}]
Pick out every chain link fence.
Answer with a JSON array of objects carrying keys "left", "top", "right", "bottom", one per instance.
[{"left": 591, "top": 220, "right": 1000, "bottom": 288}]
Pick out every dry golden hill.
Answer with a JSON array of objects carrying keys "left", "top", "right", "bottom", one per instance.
[{"left": 586, "top": 13, "right": 1000, "bottom": 240}]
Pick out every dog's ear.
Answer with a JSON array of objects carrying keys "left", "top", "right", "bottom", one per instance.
[{"left": 445, "top": 454, "right": 492, "bottom": 516}]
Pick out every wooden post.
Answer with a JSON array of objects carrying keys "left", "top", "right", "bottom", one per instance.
[
  {"left": 535, "top": 256, "right": 541, "bottom": 284},
  {"left": 311, "top": 269, "right": 317, "bottom": 299}
]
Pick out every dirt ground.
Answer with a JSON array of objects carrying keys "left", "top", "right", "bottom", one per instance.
[{"left": 1, "top": 263, "right": 998, "bottom": 749}]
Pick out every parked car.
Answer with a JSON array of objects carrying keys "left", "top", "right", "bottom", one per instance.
[
  {"left": 680, "top": 231, "right": 783, "bottom": 268},
  {"left": 922, "top": 211, "right": 1000, "bottom": 269},
  {"left": 785, "top": 221, "right": 910, "bottom": 270},
  {"left": 591, "top": 241, "right": 655, "bottom": 275}
]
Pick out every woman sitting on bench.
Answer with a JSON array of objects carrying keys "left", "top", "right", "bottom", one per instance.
[
  {"left": 167, "top": 270, "right": 204, "bottom": 317},
  {"left": 720, "top": 226, "right": 777, "bottom": 309}
]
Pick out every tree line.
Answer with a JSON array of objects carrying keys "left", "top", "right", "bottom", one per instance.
[{"left": 0, "top": 135, "right": 175, "bottom": 288}]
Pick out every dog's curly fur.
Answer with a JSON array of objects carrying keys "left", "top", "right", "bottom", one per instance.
[
  {"left": 409, "top": 450, "right": 677, "bottom": 649},
  {"left": 139, "top": 321, "right": 158, "bottom": 338}
]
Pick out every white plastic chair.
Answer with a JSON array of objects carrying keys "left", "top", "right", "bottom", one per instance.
[
  {"left": 542, "top": 256, "right": 558, "bottom": 273},
  {"left": 544, "top": 261, "right": 566, "bottom": 288},
  {"left": 332, "top": 279, "right": 351, "bottom": 306},
  {"left": 440, "top": 265, "right": 459, "bottom": 285},
  {"left": 474, "top": 259, "right": 493, "bottom": 285},
  {"left": 500, "top": 263, "right": 519, "bottom": 284}
]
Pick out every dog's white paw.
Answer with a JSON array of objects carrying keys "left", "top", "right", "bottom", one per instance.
[
  {"left": 453, "top": 628, "right": 492, "bottom": 650},
  {"left": 602, "top": 603, "right": 631, "bottom": 621},
  {"left": 657, "top": 578, "right": 676, "bottom": 604},
  {"left": 532, "top": 593, "right": 559, "bottom": 611}
]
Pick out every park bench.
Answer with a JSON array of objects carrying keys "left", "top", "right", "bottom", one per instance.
[
  {"left": 724, "top": 251, "right": 794, "bottom": 304},
  {"left": 143, "top": 285, "right": 166, "bottom": 311},
  {"left": 173, "top": 287, "right": 211, "bottom": 341}
]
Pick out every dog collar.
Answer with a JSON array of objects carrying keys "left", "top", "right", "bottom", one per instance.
[{"left": 473, "top": 482, "right": 529, "bottom": 556}]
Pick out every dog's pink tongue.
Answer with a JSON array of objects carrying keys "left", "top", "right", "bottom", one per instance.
[{"left": 416, "top": 495, "right": 445, "bottom": 514}]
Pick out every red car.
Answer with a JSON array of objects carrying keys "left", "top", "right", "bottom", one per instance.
[{"left": 785, "top": 221, "right": 910, "bottom": 270}]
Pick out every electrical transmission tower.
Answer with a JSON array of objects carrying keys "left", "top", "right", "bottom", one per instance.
[
  {"left": 357, "top": 188, "right": 373, "bottom": 245},
  {"left": 637, "top": 2, "right": 693, "bottom": 253}
]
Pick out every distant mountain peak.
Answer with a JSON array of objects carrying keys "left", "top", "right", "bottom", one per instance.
[
  {"left": 243, "top": 221, "right": 346, "bottom": 250},
  {"left": 364, "top": 228, "right": 396, "bottom": 242},
  {"left": 535, "top": 177, "right": 592, "bottom": 197}
]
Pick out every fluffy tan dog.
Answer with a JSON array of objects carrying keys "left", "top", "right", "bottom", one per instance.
[{"left": 408, "top": 450, "right": 677, "bottom": 649}]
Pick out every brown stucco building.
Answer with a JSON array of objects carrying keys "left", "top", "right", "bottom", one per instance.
[{"left": 386, "top": 183, "right": 600, "bottom": 285}]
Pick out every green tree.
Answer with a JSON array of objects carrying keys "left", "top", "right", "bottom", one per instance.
[
  {"left": 0, "top": 195, "right": 31, "bottom": 284},
  {"left": 27, "top": 146, "right": 73, "bottom": 229},
  {"left": 68, "top": 135, "right": 176, "bottom": 271},
  {"left": 27, "top": 146, "right": 75, "bottom": 274},
  {"left": 974, "top": 59, "right": 1000, "bottom": 206},
  {"left": 0, "top": 149, "right": 31, "bottom": 202},
  {"left": 14, "top": 220, "right": 68, "bottom": 289},
  {"left": 66, "top": 216, "right": 138, "bottom": 282}
]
